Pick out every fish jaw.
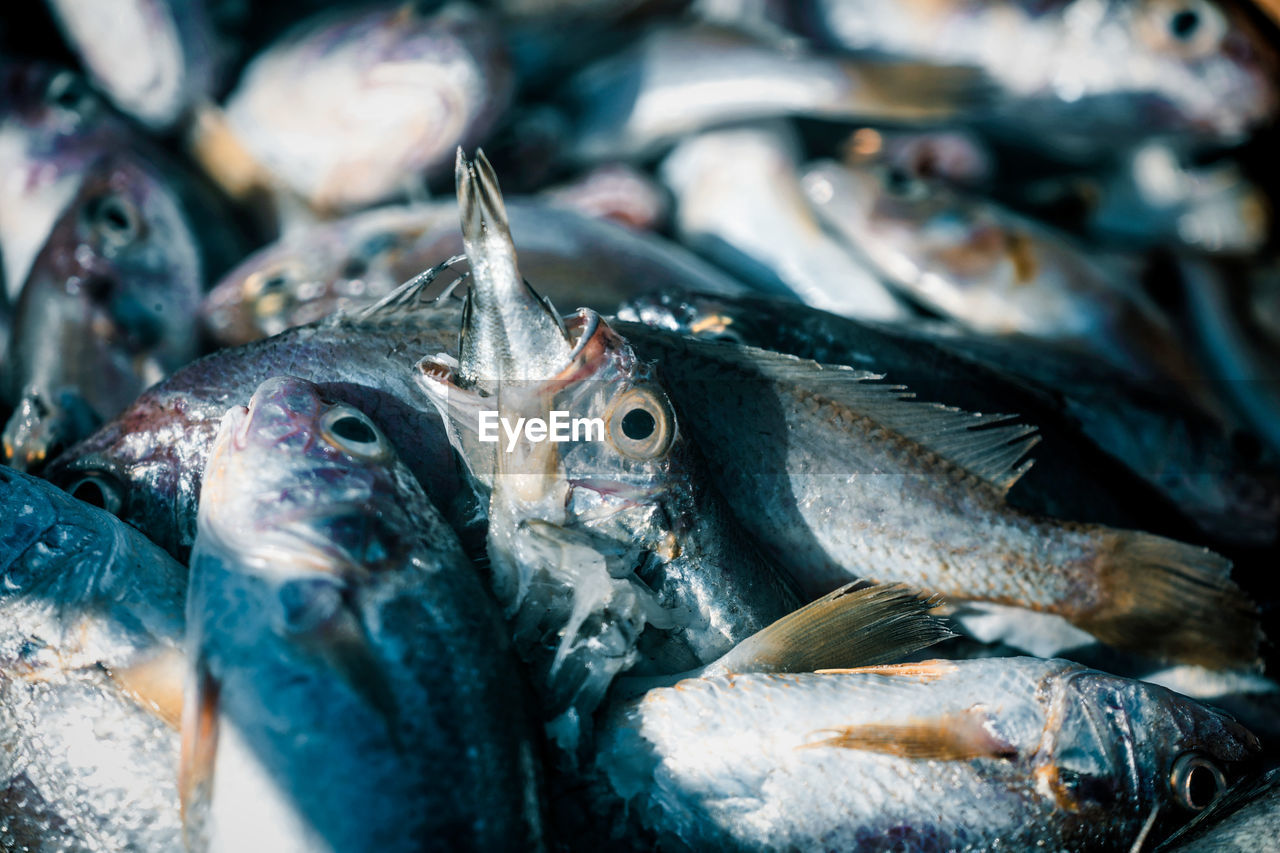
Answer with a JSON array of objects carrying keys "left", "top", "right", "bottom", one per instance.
[
  {"left": 1, "top": 386, "right": 100, "bottom": 473},
  {"left": 455, "top": 148, "right": 574, "bottom": 389}
]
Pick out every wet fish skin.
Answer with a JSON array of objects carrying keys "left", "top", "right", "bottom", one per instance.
[
  {"left": 184, "top": 376, "right": 543, "bottom": 852},
  {"left": 0, "top": 466, "right": 187, "bottom": 852},
  {"left": 2, "top": 154, "right": 204, "bottom": 473},
  {"left": 614, "top": 322, "right": 1260, "bottom": 669},
  {"left": 617, "top": 289, "right": 1280, "bottom": 548},
  {"left": 801, "top": 0, "right": 1279, "bottom": 159},
  {"left": 44, "top": 275, "right": 464, "bottom": 560},
  {"left": 44, "top": 0, "right": 217, "bottom": 129},
  {"left": 200, "top": 200, "right": 746, "bottom": 348},
  {"left": 223, "top": 1, "right": 513, "bottom": 210},
  {"left": 594, "top": 657, "right": 1260, "bottom": 851},
  {"left": 563, "top": 22, "right": 991, "bottom": 163},
  {"left": 661, "top": 125, "right": 907, "bottom": 321}
]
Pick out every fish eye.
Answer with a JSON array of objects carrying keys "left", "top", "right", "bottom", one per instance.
[
  {"left": 68, "top": 474, "right": 122, "bottom": 515},
  {"left": 1144, "top": 0, "right": 1227, "bottom": 58},
  {"left": 882, "top": 167, "right": 928, "bottom": 201},
  {"left": 320, "top": 406, "right": 389, "bottom": 460},
  {"left": 245, "top": 267, "right": 296, "bottom": 298},
  {"left": 606, "top": 386, "right": 675, "bottom": 461},
  {"left": 44, "top": 71, "right": 93, "bottom": 117},
  {"left": 1170, "top": 752, "right": 1228, "bottom": 812},
  {"left": 85, "top": 194, "right": 140, "bottom": 246}
]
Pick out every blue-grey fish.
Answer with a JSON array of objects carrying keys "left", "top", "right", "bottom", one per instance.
[
  {"left": 181, "top": 375, "right": 543, "bottom": 852},
  {"left": 0, "top": 466, "right": 187, "bottom": 852},
  {"left": 2, "top": 153, "right": 203, "bottom": 473},
  {"left": 595, "top": 657, "right": 1261, "bottom": 850}
]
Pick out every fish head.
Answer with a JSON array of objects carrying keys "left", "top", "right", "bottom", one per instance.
[
  {"left": 1121, "top": 0, "right": 1278, "bottom": 140},
  {"left": 0, "top": 64, "right": 107, "bottom": 141},
  {"left": 1043, "top": 666, "right": 1260, "bottom": 836},
  {"left": 2, "top": 154, "right": 202, "bottom": 470},
  {"left": 199, "top": 376, "right": 416, "bottom": 579}
]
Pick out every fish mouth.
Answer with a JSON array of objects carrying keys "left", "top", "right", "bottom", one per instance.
[{"left": 453, "top": 148, "right": 575, "bottom": 391}]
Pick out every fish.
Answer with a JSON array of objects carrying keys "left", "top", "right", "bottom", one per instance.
[
  {"left": 660, "top": 125, "right": 907, "bottom": 321},
  {"left": 44, "top": 267, "right": 466, "bottom": 560},
  {"left": 0, "top": 64, "right": 130, "bottom": 301},
  {"left": 538, "top": 163, "right": 669, "bottom": 231},
  {"left": 562, "top": 22, "right": 993, "bottom": 162},
  {"left": 182, "top": 375, "right": 543, "bottom": 851},
  {"left": 2, "top": 153, "right": 204, "bottom": 473},
  {"left": 44, "top": 0, "right": 217, "bottom": 129},
  {"left": 219, "top": 1, "right": 513, "bottom": 210},
  {"left": 612, "top": 321, "right": 1261, "bottom": 669},
  {"left": 801, "top": 0, "right": 1279, "bottom": 160},
  {"left": 1157, "top": 767, "right": 1280, "bottom": 851},
  {"left": 616, "top": 289, "right": 1280, "bottom": 549},
  {"left": 0, "top": 465, "right": 188, "bottom": 852},
  {"left": 592, "top": 657, "right": 1261, "bottom": 850},
  {"left": 200, "top": 199, "right": 746, "bottom": 348},
  {"left": 802, "top": 159, "right": 1200, "bottom": 383},
  {"left": 416, "top": 150, "right": 802, "bottom": 754}
]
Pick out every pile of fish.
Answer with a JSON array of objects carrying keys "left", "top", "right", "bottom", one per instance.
[{"left": 3, "top": 0, "right": 1280, "bottom": 849}]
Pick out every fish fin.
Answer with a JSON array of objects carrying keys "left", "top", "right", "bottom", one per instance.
[
  {"left": 471, "top": 149, "right": 512, "bottom": 242},
  {"left": 839, "top": 62, "right": 997, "bottom": 121},
  {"left": 1072, "top": 532, "right": 1260, "bottom": 670},
  {"left": 179, "top": 657, "right": 220, "bottom": 833},
  {"left": 800, "top": 706, "right": 1016, "bottom": 760},
  {"left": 621, "top": 328, "right": 1038, "bottom": 492},
  {"left": 348, "top": 253, "right": 469, "bottom": 323},
  {"left": 815, "top": 660, "right": 959, "bottom": 681},
  {"left": 706, "top": 582, "right": 953, "bottom": 675},
  {"left": 107, "top": 647, "right": 186, "bottom": 728}
]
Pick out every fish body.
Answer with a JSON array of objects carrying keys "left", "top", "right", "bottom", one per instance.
[
  {"left": 0, "top": 65, "right": 130, "bottom": 301},
  {"left": 618, "top": 290, "right": 1280, "bottom": 548},
  {"left": 183, "top": 376, "right": 542, "bottom": 851},
  {"left": 564, "top": 23, "right": 990, "bottom": 162},
  {"left": 802, "top": 0, "right": 1279, "bottom": 159},
  {"left": 223, "top": 2, "right": 512, "bottom": 210},
  {"left": 3, "top": 153, "right": 203, "bottom": 472},
  {"left": 45, "top": 0, "right": 216, "bottom": 129},
  {"left": 0, "top": 466, "right": 187, "bottom": 852},
  {"left": 200, "top": 199, "right": 745, "bottom": 348},
  {"left": 45, "top": 275, "right": 464, "bottom": 559},
  {"left": 416, "top": 153, "right": 797, "bottom": 752},
  {"left": 614, "top": 322, "right": 1259, "bottom": 669},
  {"left": 595, "top": 657, "right": 1260, "bottom": 850},
  {"left": 661, "top": 126, "right": 906, "bottom": 321}
]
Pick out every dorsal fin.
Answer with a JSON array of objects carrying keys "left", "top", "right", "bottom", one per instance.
[
  {"left": 342, "top": 253, "right": 470, "bottom": 324},
  {"left": 619, "top": 324, "right": 1040, "bottom": 493}
]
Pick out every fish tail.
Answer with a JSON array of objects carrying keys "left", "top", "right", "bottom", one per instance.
[
  {"left": 1073, "top": 531, "right": 1260, "bottom": 670},
  {"left": 837, "top": 62, "right": 997, "bottom": 121}
]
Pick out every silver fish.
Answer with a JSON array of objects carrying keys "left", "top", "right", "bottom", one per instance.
[
  {"left": 2, "top": 153, "right": 203, "bottom": 473},
  {"left": 44, "top": 0, "right": 217, "bottom": 129},
  {"left": 222, "top": 1, "right": 512, "bottom": 210},
  {"left": 44, "top": 269, "right": 464, "bottom": 559},
  {"left": 182, "top": 375, "right": 543, "bottom": 851},
  {"left": 661, "top": 125, "right": 907, "bottom": 321},
  {"left": 417, "top": 151, "right": 800, "bottom": 753},
  {"left": 200, "top": 199, "right": 743, "bottom": 348},
  {"left": 614, "top": 322, "right": 1261, "bottom": 669},
  {"left": 802, "top": 0, "right": 1279, "bottom": 159},
  {"left": 564, "top": 23, "right": 992, "bottom": 162},
  {"left": 595, "top": 657, "right": 1260, "bottom": 850},
  {"left": 0, "top": 465, "right": 187, "bottom": 852}
]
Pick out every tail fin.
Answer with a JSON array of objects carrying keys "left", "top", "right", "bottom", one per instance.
[{"left": 1074, "top": 533, "right": 1260, "bottom": 670}]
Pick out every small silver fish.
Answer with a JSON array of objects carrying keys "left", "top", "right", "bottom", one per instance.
[
  {"left": 183, "top": 375, "right": 544, "bottom": 852},
  {"left": 222, "top": 1, "right": 513, "bottom": 210},
  {"left": 595, "top": 657, "right": 1261, "bottom": 850}
]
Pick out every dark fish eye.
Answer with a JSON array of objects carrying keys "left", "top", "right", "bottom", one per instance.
[
  {"left": 330, "top": 415, "right": 377, "bottom": 445},
  {"left": 69, "top": 474, "right": 122, "bottom": 515},
  {"left": 621, "top": 408, "right": 656, "bottom": 441},
  {"left": 85, "top": 195, "right": 140, "bottom": 245},
  {"left": 1171, "top": 8, "right": 1200, "bottom": 39},
  {"left": 45, "top": 71, "right": 91, "bottom": 114},
  {"left": 260, "top": 273, "right": 289, "bottom": 292},
  {"left": 340, "top": 257, "right": 368, "bottom": 279},
  {"left": 1170, "top": 753, "right": 1228, "bottom": 812}
]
